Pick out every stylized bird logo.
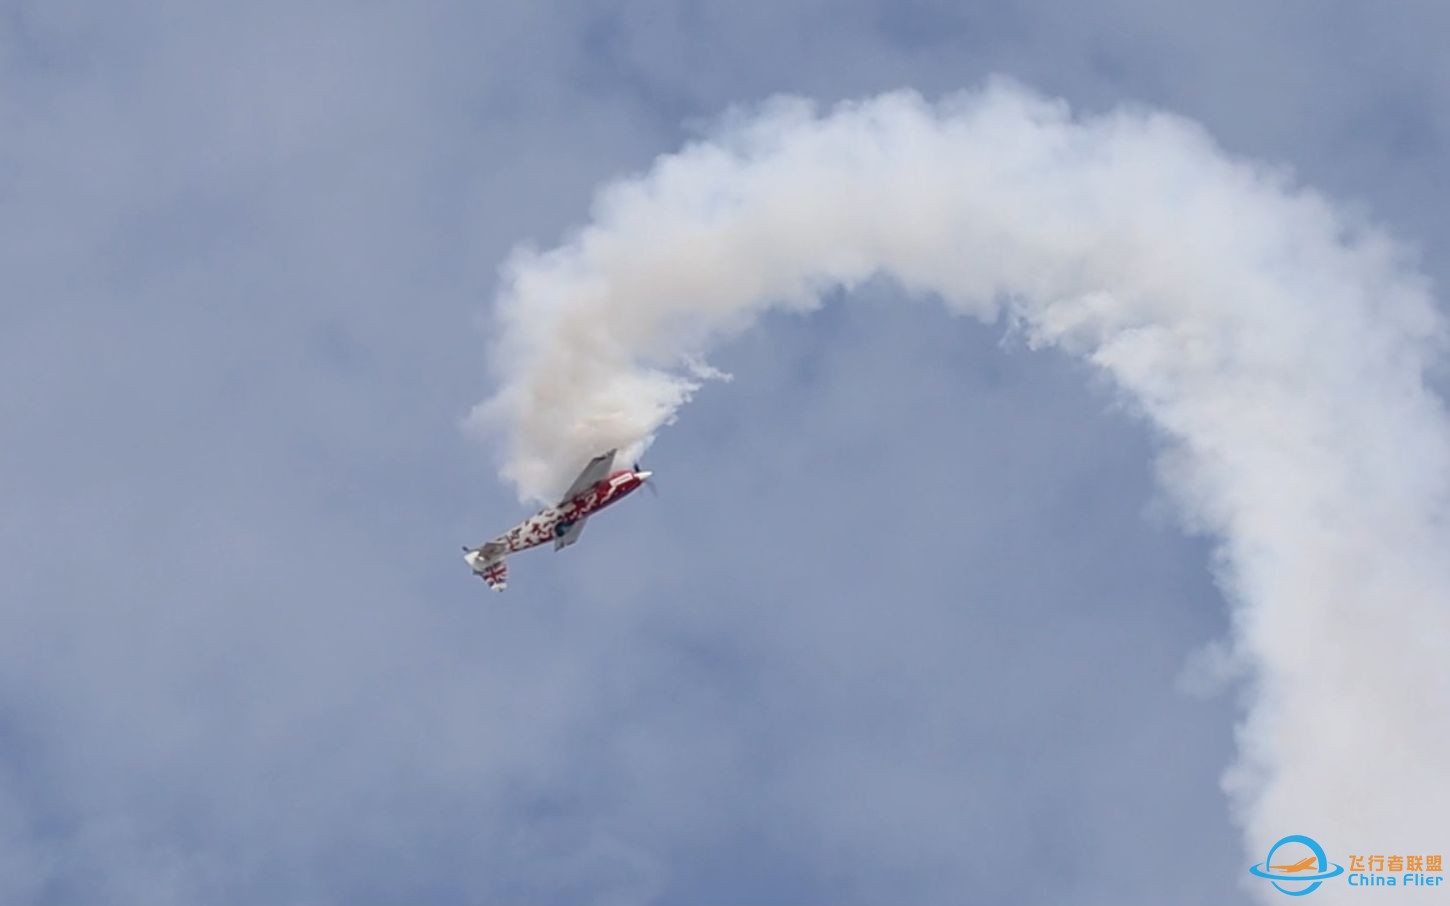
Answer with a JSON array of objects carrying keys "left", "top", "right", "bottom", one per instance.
[{"left": 1269, "top": 856, "right": 1319, "bottom": 874}]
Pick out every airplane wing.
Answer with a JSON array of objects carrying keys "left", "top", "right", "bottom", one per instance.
[
  {"left": 553, "top": 515, "right": 590, "bottom": 551},
  {"left": 557, "top": 449, "right": 617, "bottom": 504}
]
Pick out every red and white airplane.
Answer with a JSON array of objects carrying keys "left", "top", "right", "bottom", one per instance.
[{"left": 463, "top": 449, "right": 651, "bottom": 591}]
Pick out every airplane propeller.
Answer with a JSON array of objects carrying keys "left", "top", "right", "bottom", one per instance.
[{"left": 635, "top": 462, "right": 658, "bottom": 497}]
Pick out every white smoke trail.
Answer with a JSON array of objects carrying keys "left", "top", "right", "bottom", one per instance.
[{"left": 470, "top": 80, "right": 1450, "bottom": 895}]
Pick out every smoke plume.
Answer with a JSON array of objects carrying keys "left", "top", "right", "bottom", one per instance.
[{"left": 470, "top": 81, "right": 1450, "bottom": 893}]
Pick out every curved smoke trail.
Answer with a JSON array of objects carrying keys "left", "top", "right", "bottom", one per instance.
[{"left": 470, "top": 81, "right": 1450, "bottom": 892}]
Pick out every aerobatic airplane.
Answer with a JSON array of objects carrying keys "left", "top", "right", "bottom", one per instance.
[{"left": 463, "top": 449, "right": 651, "bottom": 591}]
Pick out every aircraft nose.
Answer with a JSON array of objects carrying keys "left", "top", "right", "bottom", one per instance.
[{"left": 636, "top": 470, "right": 653, "bottom": 481}]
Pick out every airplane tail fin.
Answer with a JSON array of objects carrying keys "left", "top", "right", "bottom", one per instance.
[
  {"left": 464, "top": 542, "right": 509, "bottom": 591},
  {"left": 480, "top": 558, "right": 508, "bottom": 591}
]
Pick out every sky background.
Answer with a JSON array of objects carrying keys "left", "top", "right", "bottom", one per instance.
[{"left": 2, "top": 1, "right": 1447, "bottom": 903}]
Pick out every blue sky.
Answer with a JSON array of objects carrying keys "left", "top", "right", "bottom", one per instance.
[{"left": 2, "top": 2, "right": 1447, "bottom": 903}]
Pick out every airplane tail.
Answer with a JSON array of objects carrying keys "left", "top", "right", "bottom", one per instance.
[
  {"left": 463, "top": 542, "right": 509, "bottom": 591},
  {"left": 479, "top": 558, "right": 508, "bottom": 591}
]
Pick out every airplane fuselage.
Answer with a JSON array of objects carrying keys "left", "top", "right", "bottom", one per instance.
[{"left": 494, "top": 468, "right": 648, "bottom": 554}]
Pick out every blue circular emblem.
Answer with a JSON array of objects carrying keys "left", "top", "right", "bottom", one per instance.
[{"left": 1249, "top": 835, "right": 1344, "bottom": 896}]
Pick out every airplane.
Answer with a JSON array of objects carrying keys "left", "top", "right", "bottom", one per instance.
[
  {"left": 463, "top": 449, "right": 652, "bottom": 591},
  {"left": 1270, "top": 857, "right": 1319, "bottom": 874}
]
